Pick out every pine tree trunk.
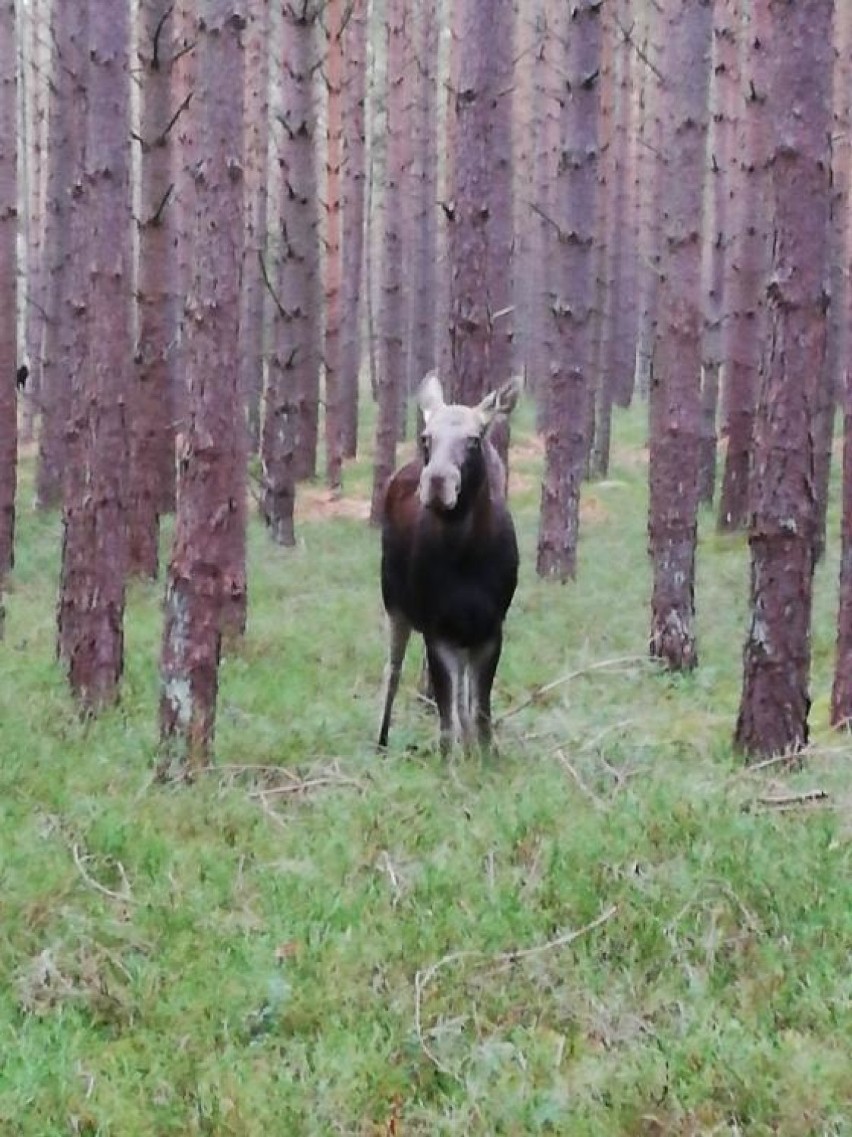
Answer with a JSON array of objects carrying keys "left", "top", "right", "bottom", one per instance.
[
  {"left": 406, "top": 0, "right": 440, "bottom": 396},
  {"left": 536, "top": 1, "right": 601, "bottom": 581},
  {"left": 0, "top": 0, "right": 17, "bottom": 634},
  {"left": 648, "top": 0, "right": 713, "bottom": 672},
  {"left": 129, "top": 0, "right": 180, "bottom": 578},
  {"left": 369, "top": 0, "right": 410, "bottom": 525},
  {"left": 36, "top": 5, "right": 79, "bottom": 511},
  {"left": 698, "top": 1, "right": 739, "bottom": 508},
  {"left": 241, "top": 1, "right": 270, "bottom": 455},
  {"left": 340, "top": 0, "right": 367, "bottom": 459},
  {"left": 734, "top": 0, "right": 832, "bottom": 761},
  {"left": 447, "top": 0, "right": 514, "bottom": 410},
  {"left": 324, "top": 0, "right": 346, "bottom": 492},
  {"left": 717, "top": 3, "right": 772, "bottom": 533},
  {"left": 57, "top": 0, "right": 132, "bottom": 712},
  {"left": 160, "top": 2, "right": 247, "bottom": 773},
  {"left": 829, "top": 6, "right": 852, "bottom": 728}
]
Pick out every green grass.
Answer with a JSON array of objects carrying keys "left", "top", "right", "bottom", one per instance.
[{"left": 2, "top": 406, "right": 851, "bottom": 1136}]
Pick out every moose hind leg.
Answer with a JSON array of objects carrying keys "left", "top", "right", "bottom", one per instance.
[{"left": 378, "top": 612, "right": 412, "bottom": 749}]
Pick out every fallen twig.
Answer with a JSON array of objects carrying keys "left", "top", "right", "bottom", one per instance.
[
  {"left": 496, "top": 656, "right": 652, "bottom": 724},
  {"left": 555, "top": 750, "right": 607, "bottom": 810},
  {"left": 71, "top": 843, "right": 134, "bottom": 905},
  {"left": 414, "top": 905, "right": 617, "bottom": 1077},
  {"left": 249, "top": 774, "right": 366, "bottom": 799},
  {"left": 756, "top": 789, "right": 830, "bottom": 810}
]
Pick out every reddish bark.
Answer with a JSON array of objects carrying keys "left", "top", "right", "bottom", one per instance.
[
  {"left": 648, "top": 0, "right": 713, "bottom": 672},
  {"left": 129, "top": 0, "right": 180, "bottom": 578},
  {"left": 57, "top": 1, "right": 132, "bottom": 712},
  {"left": 339, "top": 0, "right": 367, "bottom": 458},
  {"left": 0, "top": 0, "right": 17, "bottom": 627},
  {"left": 160, "top": 4, "right": 247, "bottom": 772},
  {"left": 734, "top": 0, "right": 832, "bottom": 760},
  {"left": 717, "top": 4, "right": 772, "bottom": 532},
  {"left": 324, "top": 0, "right": 345, "bottom": 492},
  {"left": 241, "top": 2, "right": 270, "bottom": 456},
  {"left": 536, "top": 1, "right": 601, "bottom": 581},
  {"left": 447, "top": 0, "right": 515, "bottom": 410},
  {"left": 832, "top": 380, "right": 852, "bottom": 728}
]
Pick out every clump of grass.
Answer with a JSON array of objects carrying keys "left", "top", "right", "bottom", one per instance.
[{"left": 2, "top": 405, "right": 850, "bottom": 1135}]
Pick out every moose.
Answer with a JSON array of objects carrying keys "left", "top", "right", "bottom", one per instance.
[{"left": 378, "top": 371, "right": 522, "bottom": 755}]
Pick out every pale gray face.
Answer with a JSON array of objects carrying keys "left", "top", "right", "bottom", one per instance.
[
  {"left": 416, "top": 372, "right": 522, "bottom": 511},
  {"left": 419, "top": 404, "right": 485, "bottom": 510}
]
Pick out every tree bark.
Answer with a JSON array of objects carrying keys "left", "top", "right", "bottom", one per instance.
[
  {"left": 697, "top": 0, "right": 739, "bottom": 508},
  {"left": 369, "top": 0, "right": 410, "bottom": 525},
  {"left": 340, "top": 0, "right": 368, "bottom": 458},
  {"left": 734, "top": 0, "right": 832, "bottom": 761},
  {"left": 324, "top": 0, "right": 346, "bottom": 492},
  {"left": 406, "top": 0, "right": 440, "bottom": 398},
  {"left": 535, "top": 1, "right": 601, "bottom": 581},
  {"left": 260, "top": 3, "right": 321, "bottom": 541},
  {"left": 0, "top": 0, "right": 17, "bottom": 635},
  {"left": 717, "top": 2, "right": 772, "bottom": 533},
  {"left": 57, "top": 0, "right": 132, "bottom": 712},
  {"left": 129, "top": 0, "right": 180, "bottom": 578},
  {"left": 159, "top": 2, "right": 247, "bottom": 772},
  {"left": 648, "top": 0, "right": 713, "bottom": 672},
  {"left": 446, "top": 0, "right": 515, "bottom": 411},
  {"left": 240, "top": 0, "right": 270, "bottom": 455}
]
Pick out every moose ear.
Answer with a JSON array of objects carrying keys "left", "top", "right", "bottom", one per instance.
[
  {"left": 418, "top": 371, "right": 445, "bottom": 423},
  {"left": 476, "top": 374, "right": 523, "bottom": 428}
]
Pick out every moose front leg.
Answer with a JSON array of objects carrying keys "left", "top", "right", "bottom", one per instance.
[{"left": 377, "top": 611, "right": 412, "bottom": 750}]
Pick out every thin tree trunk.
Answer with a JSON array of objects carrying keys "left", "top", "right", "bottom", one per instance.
[
  {"left": 536, "top": 1, "right": 601, "bottom": 580},
  {"left": 369, "top": 0, "right": 409, "bottom": 525},
  {"left": 698, "top": 0, "right": 739, "bottom": 507},
  {"left": 129, "top": 0, "right": 180, "bottom": 578},
  {"left": 160, "top": 1, "right": 247, "bottom": 773},
  {"left": 241, "top": 1, "right": 270, "bottom": 455},
  {"left": 0, "top": 0, "right": 17, "bottom": 634},
  {"left": 406, "top": 0, "right": 440, "bottom": 397},
  {"left": 648, "top": 0, "right": 713, "bottom": 672},
  {"left": 734, "top": 0, "right": 832, "bottom": 761},
  {"left": 717, "top": 2, "right": 771, "bottom": 533},
  {"left": 447, "top": 0, "right": 514, "bottom": 409},
  {"left": 324, "top": 0, "right": 346, "bottom": 492},
  {"left": 340, "top": 0, "right": 368, "bottom": 458},
  {"left": 57, "top": 0, "right": 132, "bottom": 712}
]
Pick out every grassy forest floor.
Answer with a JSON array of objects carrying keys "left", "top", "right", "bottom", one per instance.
[{"left": 2, "top": 404, "right": 851, "bottom": 1136}]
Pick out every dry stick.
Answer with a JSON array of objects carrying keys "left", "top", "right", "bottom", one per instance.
[
  {"left": 249, "top": 774, "right": 366, "bottom": 798},
  {"left": 556, "top": 750, "right": 607, "bottom": 811},
  {"left": 71, "top": 843, "right": 134, "bottom": 904},
  {"left": 496, "top": 656, "right": 652, "bottom": 724},
  {"left": 756, "top": 789, "right": 830, "bottom": 809},
  {"left": 414, "top": 905, "right": 618, "bottom": 1077}
]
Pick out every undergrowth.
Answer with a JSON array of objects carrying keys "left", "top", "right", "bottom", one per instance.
[{"left": 1, "top": 405, "right": 850, "bottom": 1136}]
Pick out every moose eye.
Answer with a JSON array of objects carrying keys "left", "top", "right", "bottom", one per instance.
[{"left": 467, "top": 436, "right": 481, "bottom": 452}]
